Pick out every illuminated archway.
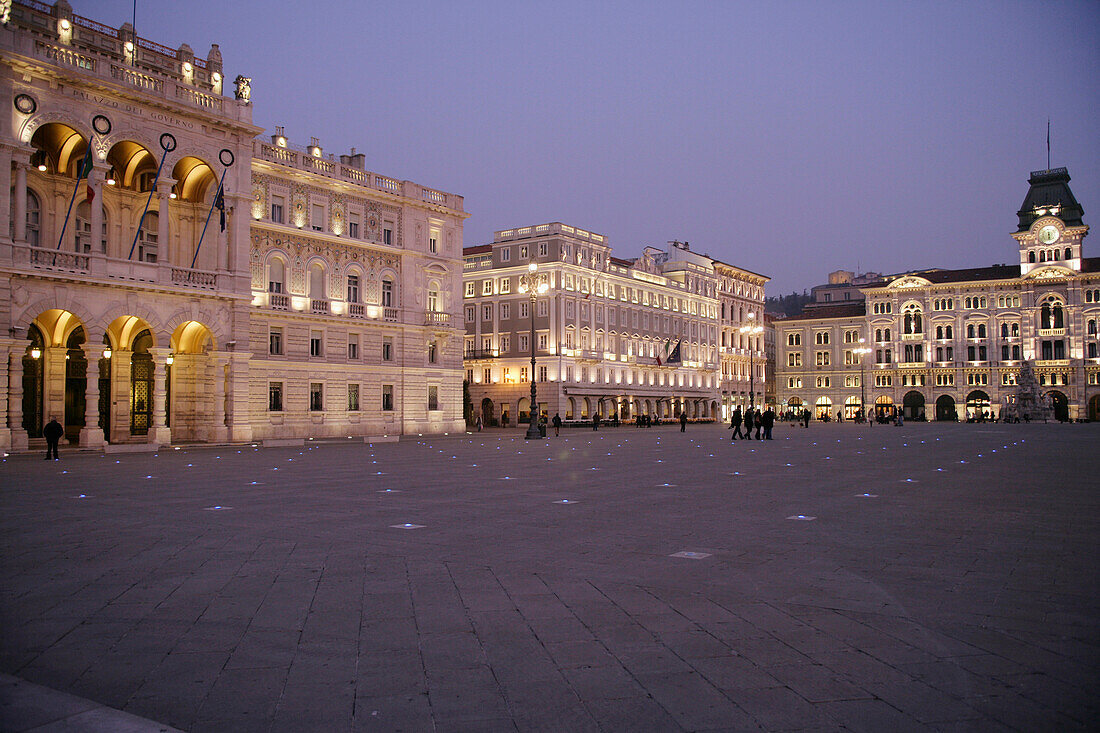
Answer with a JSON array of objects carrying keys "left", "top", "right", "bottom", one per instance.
[{"left": 30, "top": 122, "right": 88, "bottom": 177}]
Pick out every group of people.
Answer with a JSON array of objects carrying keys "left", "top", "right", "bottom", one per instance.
[{"left": 728, "top": 406, "right": 776, "bottom": 440}]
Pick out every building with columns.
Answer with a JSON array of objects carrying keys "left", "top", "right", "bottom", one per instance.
[
  {"left": 463, "top": 224, "right": 767, "bottom": 426},
  {"left": 775, "top": 167, "right": 1100, "bottom": 422},
  {"left": 1, "top": 0, "right": 466, "bottom": 451}
]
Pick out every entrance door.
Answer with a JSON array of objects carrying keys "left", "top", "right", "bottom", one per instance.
[
  {"left": 903, "top": 390, "right": 925, "bottom": 420},
  {"left": 935, "top": 394, "right": 956, "bottom": 421},
  {"left": 1047, "top": 390, "right": 1069, "bottom": 422},
  {"left": 130, "top": 329, "right": 154, "bottom": 436},
  {"left": 64, "top": 327, "right": 87, "bottom": 443}
]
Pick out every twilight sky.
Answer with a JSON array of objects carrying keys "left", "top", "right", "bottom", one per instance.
[{"left": 94, "top": 0, "right": 1100, "bottom": 294}]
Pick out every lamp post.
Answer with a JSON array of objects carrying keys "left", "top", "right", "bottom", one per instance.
[
  {"left": 740, "top": 312, "right": 763, "bottom": 410},
  {"left": 854, "top": 337, "right": 872, "bottom": 422},
  {"left": 519, "top": 262, "right": 548, "bottom": 439}
]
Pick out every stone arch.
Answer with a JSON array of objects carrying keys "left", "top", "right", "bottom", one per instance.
[
  {"left": 170, "top": 155, "right": 217, "bottom": 202},
  {"left": 29, "top": 121, "right": 89, "bottom": 177}
]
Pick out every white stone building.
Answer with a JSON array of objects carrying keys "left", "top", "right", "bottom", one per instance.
[
  {"left": 463, "top": 224, "right": 767, "bottom": 426},
  {"left": 1, "top": 0, "right": 466, "bottom": 451},
  {"left": 776, "top": 168, "right": 1100, "bottom": 422}
]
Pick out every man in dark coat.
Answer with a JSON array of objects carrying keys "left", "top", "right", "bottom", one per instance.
[
  {"left": 729, "top": 406, "right": 744, "bottom": 440},
  {"left": 761, "top": 407, "right": 776, "bottom": 440},
  {"left": 43, "top": 416, "right": 64, "bottom": 460},
  {"left": 743, "top": 407, "right": 754, "bottom": 440},
  {"left": 552, "top": 412, "right": 562, "bottom": 437},
  {"left": 679, "top": 412, "right": 687, "bottom": 432}
]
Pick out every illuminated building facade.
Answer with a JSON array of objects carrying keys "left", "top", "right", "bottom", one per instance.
[
  {"left": 776, "top": 168, "right": 1100, "bottom": 422},
  {"left": 464, "top": 226, "right": 764, "bottom": 425},
  {"left": 1, "top": 0, "right": 466, "bottom": 451}
]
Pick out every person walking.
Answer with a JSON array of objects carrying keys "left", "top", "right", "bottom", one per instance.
[
  {"left": 729, "top": 406, "right": 744, "bottom": 440},
  {"left": 679, "top": 412, "right": 687, "bottom": 432},
  {"left": 592, "top": 413, "right": 599, "bottom": 431},
  {"left": 762, "top": 406, "right": 775, "bottom": 440},
  {"left": 802, "top": 408, "right": 811, "bottom": 428},
  {"left": 552, "top": 412, "right": 562, "bottom": 437},
  {"left": 755, "top": 409, "right": 764, "bottom": 440},
  {"left": 743, "top": 407, "right": 754, "bottom": 440},
  {"left": 43, "top": 416, "right": 64, "bottom": 460},
  {"left": 475, "top": 414, "right": 483, "bottom": 432}
]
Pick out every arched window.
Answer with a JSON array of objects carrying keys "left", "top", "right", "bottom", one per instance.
[
  {"left": 1000, "top": 323, "right": 1008, "bottom": 338},
  {"left": 427, "top": 280, "right": 440, "bottom": 313},
  {"left": 26, "top": 189, "right": 41, "bottom": 246},
  {"left": 1011, "top": 323, "right": 1019, "bottom": 337},
  {"left": 308, "top": 263, "right": 325, "bottom": 300},
  {"left": 1039, "top": 251, "right": 1047, "bottom": 263},
  {"left": 1040, "top": 303, "right": 1052, "bottom": 329},
  {"left": 1052, "top": 303, "right": 1064, "bottom": 329},
  {"left": 1089, "top": 343, "right": 1098, "bottom": 359},
  {"left": 1088, "top": 319, "right": 1097, "bottom": 336},
  {"left": 268, "top": 258, "right": 285, "bottom": 293},
  {"left": 381, "top": 277, "right": 394, "bottom": 307},
  {"left": 75, "top": 200, "right": 108, "bottom": 253},
  {"left": 1029, "top": 251, "right": 1036, "bottom": 263},
  {"left": 138, "top": 211, "right": 158, "bottom": 262},
  {"left": 945, "top": 325, "right": 952, "bottom": 339},
  {"left": 977, "top": 324, "right": 986, "bottom": 339},
  {"left": 346, "top": 272, "right": 361, "bottom": 303},
  {"left": 1053, "top": 249, "right": 1060, "bottom": 260},
  {"left": 1064, "top": 247, "right": 1072, "bottom": 260},
  {"left": 966, "top": 324, "right": 975, "bottom": 339}
]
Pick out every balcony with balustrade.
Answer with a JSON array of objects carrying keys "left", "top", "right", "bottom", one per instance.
[
  {"left": 14, "top": 242, "right": 222, "bottom": 292},
  {"left": 9, "top": 0, "right": 241, "bottom": 120}
]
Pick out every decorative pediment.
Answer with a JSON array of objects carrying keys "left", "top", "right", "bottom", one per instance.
[
  {"left": 887, "top": 276, "right": 932, "bottom": 289},
  {"left": 1025, "top": 265, "right": 1073, "bottom": 280}
]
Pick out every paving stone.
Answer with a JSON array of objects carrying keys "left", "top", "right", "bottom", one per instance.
[{"left": 1, "top": 424, "right": 1096, "bottom": 730}]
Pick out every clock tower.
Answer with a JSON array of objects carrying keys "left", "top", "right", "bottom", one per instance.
[{"left": 1014, "top": 167, "right": 1087, "bottom": 275}]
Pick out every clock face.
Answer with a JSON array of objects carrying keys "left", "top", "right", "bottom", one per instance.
[{"left": 1038, "top": 225, "right": 1059, "bottom": 244}]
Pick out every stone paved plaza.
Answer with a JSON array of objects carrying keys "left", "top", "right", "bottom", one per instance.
[{"left": 1, "top": 422, "right": 1098, "bottom": 732}]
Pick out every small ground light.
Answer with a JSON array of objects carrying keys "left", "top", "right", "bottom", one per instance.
[
  {"left": 390, "top": 523, "right": 424, "bottom": 530},
  {"left": 856, "top": 493, "right": 878, "bottom": 498},
  {"left": 555, "top": 499, "right": 576, "bottom": 504},
  {"left": 671, "top": 551, "right": 711, "bottom": 559},
  {"left": 787, "top": 515, "right": 817, "bottom": 521}
]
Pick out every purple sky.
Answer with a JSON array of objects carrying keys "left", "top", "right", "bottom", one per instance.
[{"left": 94, "top": 0, "right": 1100, "bottom": 294}]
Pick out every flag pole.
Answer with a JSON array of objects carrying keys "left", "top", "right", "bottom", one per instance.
[
  {"left": 56, "top": 145, "right": 93, "bottom": 250},
  {"left": 128, "top": 132, "right": 175, "bottom": 260},
  {"left": 191, "top": 170, "right": 225, "bottom": 269},
  {"left": 191, "top": 148, "right": 234, "bottom": 269}
]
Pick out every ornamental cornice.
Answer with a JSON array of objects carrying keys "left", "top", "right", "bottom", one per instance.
[{"left": 249, "top": 230, "right": 401, "bottom": 271}]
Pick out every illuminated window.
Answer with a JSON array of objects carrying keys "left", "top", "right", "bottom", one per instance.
[
  {"left": 268, "top": 382, "right": 283, "bottom": 411},
  {"left": 347, "top": 383, "right": 360, "bottom": 411},
  {"left": 309, "top": 383, "right": 323, "bottom": 411}
]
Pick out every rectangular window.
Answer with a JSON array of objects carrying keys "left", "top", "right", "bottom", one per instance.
[
  {"left": 815, "top": 351, "right": 830, "bottom": 366},
  {"left": 268, "top": 382, "right": 283, "bottom": 411},
  {"left": 465, "top": 306, "right": 475, "bottom": 322},
  {"left": 501, "top": 303, "right": 510, "bottom": 319},
  {"left": 311, "top": 204, "right": 325, "bottom": 232},
  {"left": 348, "top": 215, "right": 360, "bottom": 239},
  {"left": 381, "top": 280, "right": 393, "bottom": 307},
  {"left": 382, "top": 384, "right": 394, "bottom": 411},
  {"left": 520, "top": 301, "right": 529, "bottom": 319},
  {"left": 429, "top": 231, "right": 439, "bottom": 254},
  {"left": 483, "top": 304, "right": 493, "bottom": 320},
  {"left": 519, "top": 334, "right": 529, "bottom": 352},
  {"left": 539, "top": 242, "right": 548, "bottom": 256},
  {"left": 788, "top": 353, "right": 802, "bottom": 367},
  {"left": 499, "top": 279, "right": 510, "bottom": 294},
  {"left": 428, "top": 339, "right": 437, "bottom": 363},
  {"left": 271, "top": 196, "right": 285, "bottom": 224},
  {"left": 538, "top": 333, "right": 548, "bottom": 350},
  {"left": 347, "top": 275, "right": 360, "bottom": 303},
  {"left": 347, "top": 383, "right": 360, "bottom": 411},
  {"left": 501, "top": 248, "right": 511, "bottom": 262},
  {"left": 383, "top": 221, "right": 394, "bottom": 245},
  {"left": 309, "top": 383, "right": 323, "bottom": 411},
  {"left": 538, "top": 300, "right": 548, "bottom": 317},
  {"left": 520, "top": 367, "right": 528, "bottom": 382},
  {"left": 499, "top": 335, "right": 509, "bottom": 353},
  {"left": 427, "top": 386, "right": 439, "bottom": 410},
  {"left": 310, "top": 330, "right": 323, "bottom": 357},
  {"left": 382, "top": 337, "right": 393, "bottom": 361},
  {"left": 539, "top": 365, "right": 547, "bottom": 381},
  {"left": 483, "top": 280, "right": 493, "bottom": 295},
  {"left": 348, "top": 335, "right": 359, "bottom": 360},
  {"left": 269, "top": 327, "right": 283, "bottom": 355},
  {"left": 483, "top": 368, "right": 491, "bottom": 383},
  {"left": 465, "top": 282, "right": 475, "bottom": 297},
  {"left": 520, "top": 245, "right": 528, "bottom": 259}
]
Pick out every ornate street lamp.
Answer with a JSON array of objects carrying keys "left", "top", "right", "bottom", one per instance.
[
  {"left": 854, "top": 337, "right": 872, "bottom": 421},
  {"left": 739, "top": 312, "right": 763, "bottom": 409},
  {"left": 519, "top": 262, "right": 549, "bottom": 439}
]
